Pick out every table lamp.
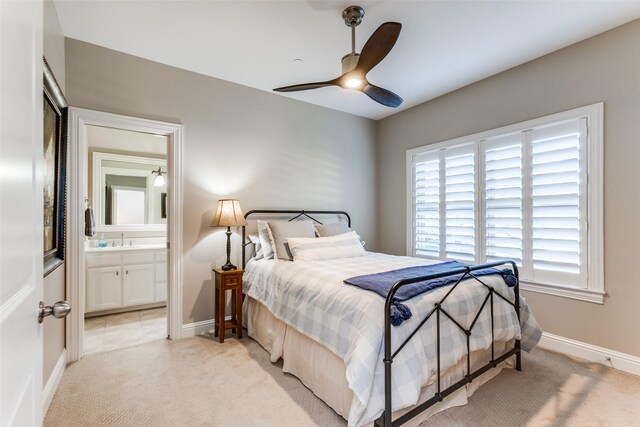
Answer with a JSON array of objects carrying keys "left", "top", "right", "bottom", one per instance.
[{"left": 211, "top": 199, "right": 247, "bottom": 270}]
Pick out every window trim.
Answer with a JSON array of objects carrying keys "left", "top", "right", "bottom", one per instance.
[{"left": 406, "top": 103, "right": 604, "bottom": 304}]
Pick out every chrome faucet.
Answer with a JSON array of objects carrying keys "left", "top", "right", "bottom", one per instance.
[{"left": 121, "top": 232, "right": 125, "bottom": 247}]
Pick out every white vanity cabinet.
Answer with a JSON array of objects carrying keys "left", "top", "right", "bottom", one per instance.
[
  {"left": 86, "top": 266, "right": 122, "bottom": 311},
  {"left": 154, "top": 251, "right": 167, "bottom": 302},
  {"left": 85, "top": 248, "right": 167, "bottom": 313},
  {"left": 122, "top": 263, "right": 155, "bottom": 307}
]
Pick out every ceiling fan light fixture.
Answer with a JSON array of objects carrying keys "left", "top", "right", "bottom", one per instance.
[
  {"left": 342, "top": 53, "right": 363, "bottom": 88},
  {"left": 341, "top": 52, "right": 360, "bottom": 74},
  {"left": 345, "top": 78, "right": 363, "bottom": 88}
]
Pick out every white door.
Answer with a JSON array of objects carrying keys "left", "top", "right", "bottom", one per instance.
[
  {"left": 0, "top": 1, "right": 44, "bottom": 426},
  {"left": 86, "top": 267, "right": 122, "bottom": 312},
  {"left": 123, "top": 265, "right": 155, "bottom": 306}
]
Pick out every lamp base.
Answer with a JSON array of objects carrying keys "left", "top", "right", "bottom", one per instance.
[
  {"left": 221, "top": 226, "right": 237, "bottom": 271},
  {"left": 221, "top": 262, "right": 237, "bottom": 271}
]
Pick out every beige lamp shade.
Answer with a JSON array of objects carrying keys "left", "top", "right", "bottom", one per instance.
[{"left": 211, "top": 199, "right": 247, "bottom": 227}]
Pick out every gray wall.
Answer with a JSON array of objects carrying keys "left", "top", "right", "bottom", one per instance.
[
  {"left": 44, "top": 0, "right": 64, "bottom": 92},
  {"left": 43, "top": 0, "right": 66, "bottom": 387},
  {"left": 65, "top": 38, "right": 377, "bottom": 325},
  {"left": 377, "top": 19, "right": 640, "bottom": 357}
]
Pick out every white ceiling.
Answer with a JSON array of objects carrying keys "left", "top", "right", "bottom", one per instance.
[{"left": 54, "top": 1, "right": 640, "bottom": 120}]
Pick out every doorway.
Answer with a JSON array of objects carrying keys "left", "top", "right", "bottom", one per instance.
[
  {"left": 83, "top": 125, "right": 169, "bottom": 354},
  {"left": 66, "top": 108, "right": 183, "bottom": 362}
]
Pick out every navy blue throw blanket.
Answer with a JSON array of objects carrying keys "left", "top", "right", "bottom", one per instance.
[{"left": 343, "top": 261, "right": 517, "bottom": 326}]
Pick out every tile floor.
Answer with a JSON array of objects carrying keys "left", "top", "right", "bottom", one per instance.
[{"left": 84, "top": 307, "right": 167, "bottom": 354}]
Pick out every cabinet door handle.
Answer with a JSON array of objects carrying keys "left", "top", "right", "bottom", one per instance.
[
  {"left": 126, "top": 270, "right": 128, "bottom": 275},
  {"left": 116, "top": 271, "right": 119, "bottom": 276}
]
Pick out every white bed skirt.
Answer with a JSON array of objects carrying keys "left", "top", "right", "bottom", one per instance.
[{"left": 243, "top": 296, "right": 514, "bottom": 427}]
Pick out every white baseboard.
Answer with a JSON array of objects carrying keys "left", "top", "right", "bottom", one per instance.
[
  {"left": 181, "top": 316, "right": 237, "bottom": 338},
  {"left": 538, "top": 332, "right": 640, "bottom": 377},
  {"left": 43, "top": 349, "right": 66, "bottom": 417},
  {"left": 181, "top": 319, "right": 215, "bottom": 337}
]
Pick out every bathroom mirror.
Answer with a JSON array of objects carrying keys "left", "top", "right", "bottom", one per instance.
[{"left": 92, "top": 151, "right": 167, "bottom": 231}]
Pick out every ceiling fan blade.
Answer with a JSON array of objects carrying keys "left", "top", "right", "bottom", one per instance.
[
  {"left": 273, "top": 80, "right": 338, "bottom": 92},
  {"left": 355, "top": 22, "right": 402, "bottom": 75},
  {"left": 362, "top": 84, "right": 403, "bottom": 108}
]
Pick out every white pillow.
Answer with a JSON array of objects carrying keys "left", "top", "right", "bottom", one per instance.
[
  {"left": 287, "top": 231, "right": 365, "bottom": 261},
  {"left": 256, "top": 220, "right": 275, "bottom": 260},
  {"left": 314, "top": 221, "right": 351, "bottom": 237},
  {"left": 248, "top": 233, "right": 263, "bottom": 260}
]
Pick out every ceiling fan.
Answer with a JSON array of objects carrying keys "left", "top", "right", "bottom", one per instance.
[{"left": 273, "top": 6, "right": 403, "bottom": 108}]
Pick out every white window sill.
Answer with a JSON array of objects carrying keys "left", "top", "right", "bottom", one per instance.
[
  {"left": 408, "top": 253, "right": 605, "bottom": 304},
  {"left": 520, "top": 281, "right": 605, "bottom": 304}
]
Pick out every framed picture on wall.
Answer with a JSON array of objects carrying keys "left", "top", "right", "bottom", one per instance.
[{"left": 43, "top": 57, "right": 68, "bottom": 276}]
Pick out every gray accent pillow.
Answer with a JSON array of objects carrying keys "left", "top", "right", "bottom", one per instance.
[
  {"left": 267, "top": 220, "right": 316, "bottom": 261},
  {"left": 315, "top": 221, "right": 351, "bottom": 237}
]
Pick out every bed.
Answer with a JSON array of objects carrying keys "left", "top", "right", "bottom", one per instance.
[{"left": 240, "top": 210, "right": 541, "bottom": 427}]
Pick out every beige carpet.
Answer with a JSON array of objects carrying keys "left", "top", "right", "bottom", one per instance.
[{"left": 45, "top": 335, "right": 640, "bottom": 427}]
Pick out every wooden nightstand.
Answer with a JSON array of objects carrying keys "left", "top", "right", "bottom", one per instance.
[{"left": 213, "top": 268, "right": 243, "bottom": 343}]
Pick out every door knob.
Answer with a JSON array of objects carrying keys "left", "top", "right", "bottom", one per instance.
[{"left": 38, "top": 301, "right": 71, "bottom": 323}]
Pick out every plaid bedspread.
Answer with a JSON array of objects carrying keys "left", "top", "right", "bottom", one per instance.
[{"left": 244, "top": 252, "right": 542, "bottom": 427}]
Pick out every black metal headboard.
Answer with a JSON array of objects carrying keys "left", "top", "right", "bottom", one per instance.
[{"left": 241, "top": 209, "right": 351, "bottom": 268}]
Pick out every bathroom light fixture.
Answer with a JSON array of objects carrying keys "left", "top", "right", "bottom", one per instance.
[{"left": 152, "top": 167, "right": 165, "bottom": 187}]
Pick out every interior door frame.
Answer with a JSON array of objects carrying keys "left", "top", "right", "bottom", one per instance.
[{"left": 66, "top": 107, "right": 183, "bottom": 362}]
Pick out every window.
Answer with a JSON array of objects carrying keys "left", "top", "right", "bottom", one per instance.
[
  {"left": 407, "top": 103, "right": 603, "bottom": 303},
  {"left": 112, "top": 186, "right": 146, "bottom": 225}
]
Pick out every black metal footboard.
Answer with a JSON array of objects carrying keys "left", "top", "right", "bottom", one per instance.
[{"left": 375, "top": 260, "right": 521, "bottom": 427}]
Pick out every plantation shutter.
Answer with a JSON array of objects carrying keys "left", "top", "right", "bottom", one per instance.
[
  {"left": 409, "top": 105, "right": 601, "bottom": 297},
  {"left": 529, "top": 118, "right": 588, "bottom": 287},
  {"left": 412, "top": 151, "right": 440, "bottom": 258},
  {"left": 482, "top": 135, "right": 523, "bottom": 266},
  {"left": 444, "top": 144, "right": 476, "bottom": 262}
]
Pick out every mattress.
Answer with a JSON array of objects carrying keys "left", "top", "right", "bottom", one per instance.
[{"left": 243, "top": 252, "right": 541, "bottom": 426}]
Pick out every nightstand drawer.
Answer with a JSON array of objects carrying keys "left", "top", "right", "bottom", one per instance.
[{"left": 224, "top": 276, "right": 240, "bottom": 286}]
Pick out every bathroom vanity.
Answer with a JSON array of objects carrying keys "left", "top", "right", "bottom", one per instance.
[
  {"left": 85, "top": 245, "right": 167, "bottom": 315},
  {"left": 85, "top": 149, "right": 169, "bottom": 316}
]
